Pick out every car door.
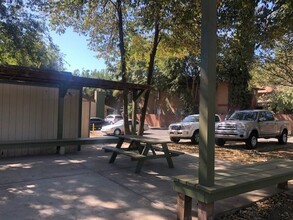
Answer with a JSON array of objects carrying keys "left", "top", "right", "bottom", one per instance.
[
  {"left": 265, "top": 111, "right": 278, "bottom": 136},
  {"left": 258, "top": 111, "right": 271, "bottom": 137},
  {"left": 258, "top": 111, "right": 276, "bottom": 137}
]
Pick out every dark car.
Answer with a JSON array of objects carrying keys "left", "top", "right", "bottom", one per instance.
[{"left": 89, "top": 117, "right": 108, "bottom": 130}]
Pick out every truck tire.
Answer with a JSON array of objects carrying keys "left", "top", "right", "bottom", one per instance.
[
  {"left": 215, "top": 138, "right": 225, "bottom": 147},
  {"left": 191, "top": 130, "right": 199, "bottom": 144},
  {"left": 245, "top": 132, "right": 258, "bottom": 149},
  {"left": 171, "top": 137, "right": 180, "bottom": 143},
  {"left": 278, "top": 130, "right": 288, "bottom": 145}
]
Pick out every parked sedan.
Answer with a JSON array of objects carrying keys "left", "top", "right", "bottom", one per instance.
[
  {"left": 104, "top": 114, "right": 123, "bottom": 124},
  {"left": 101, "top": 119, "right": 149, "bottom": 135},
  {"left": 89, "top": 117, "right": 108, "bottom": 130}
]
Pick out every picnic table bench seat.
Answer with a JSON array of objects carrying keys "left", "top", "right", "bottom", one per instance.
[
  {"left": 152, "top": 146, "right": 184, "bottom": 157},
  {"left": 173, "top": 159, "right": 293, "bottom": 219},
  {"left": 0, "top": 137, "right": 118, "bottom": 154},
  {"left": 102, "top": 146, "right": 146, "bottom": 160}
]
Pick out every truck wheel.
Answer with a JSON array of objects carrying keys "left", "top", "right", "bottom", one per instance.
[
  {"left": 171, "top": 137, "right": 180, "bottom": 143},
  {"left": 191, "top": 130, "right": 199, "bottom": 144},
  {"left": 245, "top": 132, "right": 258, "bottom": 149},
  {"left": 215, "top": 138, "right": 225, "bottom": 147},
  {"left": 278, "top": 130, "right": 288, "bottom": 145}
]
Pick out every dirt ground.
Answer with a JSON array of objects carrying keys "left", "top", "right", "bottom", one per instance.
[{"left": 169, "top": 139, "right": 293, "bottom": 220}]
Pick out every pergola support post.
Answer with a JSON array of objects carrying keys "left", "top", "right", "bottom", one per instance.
[
  {"left": 176, "top": 193, "right": 192, "bottom": 220},
  {"left": 57, "top": 85, "right": 68, "bottom": 154},
  {"left": 77, "top": 87, "right": 83, "bottom": 151},
  {"left": 131, "top": 90, "right": 138, "bottom": 135},
  {"left": 198, "top": 201, "right": 214, "bottom": 220},
  {"left": 198, "top": 0, "right": 217, "bottom": 219}
]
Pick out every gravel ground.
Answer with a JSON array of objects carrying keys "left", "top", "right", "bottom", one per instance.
[{"left": 169, "top": 139, "right": 293, "bottom": 220}]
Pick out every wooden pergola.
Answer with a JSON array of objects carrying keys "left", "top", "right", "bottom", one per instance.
[{"left": 0, "top": 64, "right": 150, "bottom": 147}]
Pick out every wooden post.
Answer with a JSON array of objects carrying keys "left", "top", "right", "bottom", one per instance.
[
  {"left": 198, "top": 0, "right": 217, "bottom": 219},
  {"left": 198, "top": 201, "right": 214, "bottom": 220},
  {"left": 131, "top": 90, "right": 138, "bottom": 135},
  {"left": 177, "top": 193, "right": 192, "bottom": 220},
  {"left": 57, "top": 85, "right": 68, "bottom": 154},
  {"left": 199, "top": 0, "right": 217, "bottom": 187},
  {"left": 77, "top": 87, "right": 83, "bottom": 151}
]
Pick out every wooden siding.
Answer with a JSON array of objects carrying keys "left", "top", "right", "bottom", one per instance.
[
  {"left": 82, "top": 100, "right": 91, "bottom": 138},
  {"left": 0, "top": 83, "right": 80, "bottom": 157}
]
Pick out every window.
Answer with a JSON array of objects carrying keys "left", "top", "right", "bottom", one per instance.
[{"left": 265, "top": 112, "right": 274, "bottom": 121}]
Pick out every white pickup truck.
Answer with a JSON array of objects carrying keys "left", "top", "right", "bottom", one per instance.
[
  {"left": 215, "top": 110, "right": 290, "bottom": 149},
  {"left": 168, "top": 114, "right": 221, "bottom": 144}
]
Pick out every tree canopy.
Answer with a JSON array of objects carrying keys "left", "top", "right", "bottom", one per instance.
[
  {"left": 0, "top": 0, "right": 64, "bottom": 70},
  {"left": 217, "top": 0, "right": 292, "bottom": 110},
  {"left": 5, "top": 0, "right": 292, "bottom": 116}
]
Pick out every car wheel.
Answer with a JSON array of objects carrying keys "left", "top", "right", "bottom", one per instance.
[
  {"left": 215, "top": 138, "right": 225, "bottom": 147},
  {"left": 170, "top": 137, "right": 180, "bottom": 143},
  {"left": 278, "top": 130, "right": 288, "bottom": 145},
  {"left": 114, "top": 129, "right": 121, "bottom": 135},
  {"left": 245, "top": 132, "right": 258, "bottom": 149},
  {"left": 191, "top": 130, "right": 199, "bottom": 144}
]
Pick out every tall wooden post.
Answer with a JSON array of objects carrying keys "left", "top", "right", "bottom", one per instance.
[
  {"left": 57, "top": 85, "right": 67, "bottom": 154},
  {"left": 77, "top": 87, "right": 83, "bottom": 151},
  {"left": 131, "top": 90, "right": 138, "bottom": 135},
  {"left": 198, "top": 0, "right": 217, "bottom": 219}
]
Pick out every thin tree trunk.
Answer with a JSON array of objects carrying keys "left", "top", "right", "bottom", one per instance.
[
  {"left": 138, "top": 18, "right": 160, "bottom": 135},
  {"left": 117, "top": 0, "right": 130, "bottom": 134}
]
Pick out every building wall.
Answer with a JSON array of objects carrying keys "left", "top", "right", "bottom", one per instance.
[
  {"left": 146, "top": 81, "right": 229, "bottom": 116},
  {"left": 215, "top": 82, "right": 229, "bottom": 115},
  {"left": 0, "top": 83, "right": 81, "bottom": 157}
]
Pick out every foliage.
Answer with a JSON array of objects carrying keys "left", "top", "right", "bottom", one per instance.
[
  {"left": 32, "top": 0, "right": 292, "bottom": 116},
  {"left": 73, "top": 68, "right": 116, "bottom": 98},
  {"left": 38, "top": 0, "right": 134, "bottom": 132},
  {"left": 0, "top": 0, "right": 64, "bottom": 70},
  {"left": 250, "top": 34, "right": 292, "bottom": 113},
  {"left": 157, "top": 56, "right": 201, "bottom": 114},
  {"left": 268, "top": 89, "right": 293, "bottom": 114},
  {"left": 218, "top": 0, "right": 292, "bottom": 110},
  {"left": 251, "top": 34, "right": 293, "bottom": 88},
  {"left": 217, "top": 1, "right": 257, "bottom": 110}
]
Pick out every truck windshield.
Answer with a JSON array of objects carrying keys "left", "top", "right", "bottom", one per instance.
[
  {"left": 182, "top": 115, "right": 199, "bottom": 122},
  {"left": 229, "top": 112, "right": 257, "bottom": 121}
]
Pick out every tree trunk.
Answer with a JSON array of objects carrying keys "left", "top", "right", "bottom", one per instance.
[
  {"left": 138, "top": 18, "right": 160, "bottom": 135},
  {"left": 117, "top": 0, "right": 130, "bottom": 134}
]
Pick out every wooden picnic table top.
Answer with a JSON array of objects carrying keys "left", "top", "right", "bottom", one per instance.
[{"left": 116, "top": 135, "right": 172, "bottom": 144}]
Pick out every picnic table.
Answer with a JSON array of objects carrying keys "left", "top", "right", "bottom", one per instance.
[{"left": 103, "top": 135, "right": 184, "bottom": 173}]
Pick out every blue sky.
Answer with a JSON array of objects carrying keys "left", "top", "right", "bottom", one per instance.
[{"left": 49, "top": 28, "right": 106, "bottom": 72}]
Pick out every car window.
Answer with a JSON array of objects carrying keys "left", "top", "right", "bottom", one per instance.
[
  {"left": 182, "top": 115, "right": 199, "bottom": 122},
  {"left": 230, "top": 112, "right": 257, "bottom": 121},
  {"left": 90, "top": 118, "right": 103, "bottom": 122},
  {"left": 115, "top": 120, "right": 124, "bottom": 125},
  {"left": 215, "top": 116, "right": 220, "bottom": 122},
  {"left": 265, "top": 112, "right": 274, "bottom": 121}
]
